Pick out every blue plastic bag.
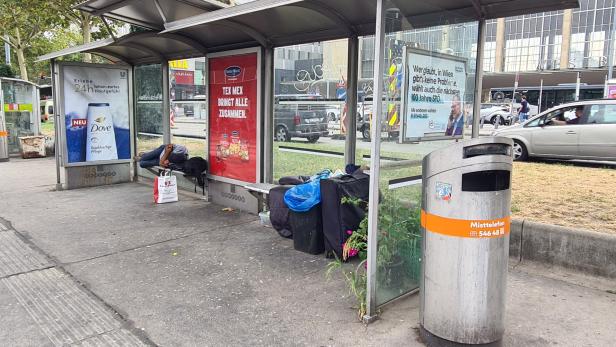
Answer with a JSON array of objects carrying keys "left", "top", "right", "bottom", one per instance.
[{"left": 284, "top": 170, "right": 331, "bottom": 212}]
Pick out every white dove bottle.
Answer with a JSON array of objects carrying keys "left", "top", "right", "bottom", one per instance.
[{"left": 86, "top": 103, "right": 118, "bottom": 161}]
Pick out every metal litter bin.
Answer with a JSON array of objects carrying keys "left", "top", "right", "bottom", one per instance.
[{"left": 420, "top": 137, "right": 513, "bottom": 346}]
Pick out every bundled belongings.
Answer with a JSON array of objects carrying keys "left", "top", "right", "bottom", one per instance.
[
  {"left": 269, "top": 185, "right": 294, "bottom": 239},
  {"left": 283, "top": 170, "right": 331, "bottom": 212},
  {"left": 183, "top": 157, "right": 208, "bottom": 194},
  {"left": 268, "top": 176, "right": 310, "bottom": 239},
  {"left": 281, "top": 171, "right": 331, "bottom": 255},
  {"left": 320, "top": 171, "right": 370, "bottom": 258},
  {"left": 290, "top": 204, "right": 324, "bottom": 255}
]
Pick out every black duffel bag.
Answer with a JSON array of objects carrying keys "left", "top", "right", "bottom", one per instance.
[{"left": 320, "top": 171, "right": 370, "bottom": 258}]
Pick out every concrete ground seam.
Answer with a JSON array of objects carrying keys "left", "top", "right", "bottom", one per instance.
[{"left": 0, "top": 219, "right": 155, "bottom": 347}]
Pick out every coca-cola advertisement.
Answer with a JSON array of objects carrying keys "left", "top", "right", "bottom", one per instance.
[{"left": 208, "top": 52, "right": 259, "bottom": 183}]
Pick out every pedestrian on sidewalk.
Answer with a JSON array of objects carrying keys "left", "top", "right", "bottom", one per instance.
[{"left": 518, "top": 95, "right": 529, "bottom": 123}]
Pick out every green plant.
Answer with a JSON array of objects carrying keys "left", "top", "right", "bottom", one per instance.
[
  {"left": 327, "top": 192, "right": 423, "bottom": 320},
  {"left": 0, "top": 64, "right": 15, "bottom": 78},
  {"left": 326, "top": 258, "right": 367, "bottom": 319}
]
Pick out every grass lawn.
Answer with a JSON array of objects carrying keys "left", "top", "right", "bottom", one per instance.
[{"left": 511, "top": 161, "right": 616, "bottom": 234}]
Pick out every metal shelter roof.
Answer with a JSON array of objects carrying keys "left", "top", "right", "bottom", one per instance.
[
  {"left": 162, "top": 0, "right": 579, "bottom": 48},
  {"left": 76, "top": 0, "right": 229, "bottom": 30},
  {"left": 37, "top": 32, "right": 207, "bottom": 64},
  {"left": 40, "top": 0, "right": 579, "bottom": 63}
]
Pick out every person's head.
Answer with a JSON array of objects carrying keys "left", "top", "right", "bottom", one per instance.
[
  {"left": 169, "top": 152, "right": 187, "bottom": 164},
  {"left": 522, "top": 95, "right": 527, "bottom": 100},
  {"left": 575, "top": 106, "right": 584, "bottom": 117},
  {"left": 450, "top": 94, "right": 461, "bottom": 117}
]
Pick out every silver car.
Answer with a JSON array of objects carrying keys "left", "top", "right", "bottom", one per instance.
[{"left": 493, "top": 100, "right": 616, "bottom": 161}]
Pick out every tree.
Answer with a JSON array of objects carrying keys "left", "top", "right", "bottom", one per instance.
[
  {"left": 0, "top": 0, "right": 64, "bottom": 81},
  {"left": 0, "top": 63, "right": 15, "bottom": 78},
  {"left": 54, "top": 1, "right": 116, "bottom": 63}
]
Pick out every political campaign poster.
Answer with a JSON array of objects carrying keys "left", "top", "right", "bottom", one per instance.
[
  {"left": 62, "top": 64, "right": 131, "bottom": 164},
  {"left": 403, "top": 49, "right": 467, "bottom": 141},
  {"left": 208, "top": 52, "right": 259, "bottom": 183}
]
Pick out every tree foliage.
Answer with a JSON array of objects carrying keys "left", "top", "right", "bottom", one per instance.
[
  {"left": 0, "top": 64, "right": 15, "bottom": 78},
  {"left": 0, "top": 0, "right": 66, "bottom": 80}
]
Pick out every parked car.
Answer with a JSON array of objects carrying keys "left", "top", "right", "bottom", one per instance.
[
  {"left": 480, "top": 103, "right": 512, "bottom": 125},
  {"left": 274, "top": 96, "right": 328, "bottom": 143},
  {"left": 493, "top": 100, "right": 616, "bottom": 161}
]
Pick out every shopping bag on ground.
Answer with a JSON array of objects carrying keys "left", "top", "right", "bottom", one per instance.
[{"left": 154, "top": 171, "right": 178, "bottom": 204}]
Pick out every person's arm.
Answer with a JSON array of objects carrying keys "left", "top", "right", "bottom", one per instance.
[{"left": 159, "top": 144, "right": 174, "bottom": 167}]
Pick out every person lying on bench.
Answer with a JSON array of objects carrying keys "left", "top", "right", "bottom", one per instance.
[{"left": 138, "top": 144, "right": 188, "bottom": 170}]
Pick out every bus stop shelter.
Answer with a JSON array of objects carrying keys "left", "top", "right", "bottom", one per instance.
[{"left": 40, "top": 0, "right": 577, "bottom": 321}]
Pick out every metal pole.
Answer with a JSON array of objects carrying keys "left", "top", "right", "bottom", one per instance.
[
  {"left": 162, "top": 60, "right": 171, "bottom": 145},
  {"left": 365, "top": 0, "right": 387, "bottom": 321},
  {"left": 51, "top": 59, "right": 62, "bottom": 190},
  {"left": 345, "top": 35, "right": 359, "bottom": 165},
  {"left": 510, "top": 72, "right": 518, "bottom": 124},
  {"left": 607, "top": 4, "right": 616, "bottom": 85},
  {"left": 4, "top": 35, "right": 10, "bottom": 65},
  {"left": 575, "top": 72, "right": 580, "bottom": 101},
  {"left": 263, "top": 46, "right": 274, "bottom": 183},
  {"left": 472, "top": 19, "right": 486, "bottom": 138},
  {"left": 538, "top": 79, "right": 543, "bottom": 113}
]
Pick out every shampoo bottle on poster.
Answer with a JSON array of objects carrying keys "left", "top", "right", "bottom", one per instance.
[{"left": 86, "top": 103, "right": 118, "bottom": 161}]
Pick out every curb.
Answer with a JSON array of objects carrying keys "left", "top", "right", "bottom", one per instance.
[{"left": 510, "top": 219, "right": 616, "bottom": 279}]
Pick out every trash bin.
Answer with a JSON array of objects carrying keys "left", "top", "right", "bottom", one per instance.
[
  {"left": 420, "top": 137, "right": 513, "bottom": 346},
  {"left": 19, "top": 136, "right": 46, "bottom": 159}
]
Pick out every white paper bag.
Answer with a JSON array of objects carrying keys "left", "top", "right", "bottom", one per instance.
[{"left": 154, "top": 171, "right": 178, "bottom": 204}]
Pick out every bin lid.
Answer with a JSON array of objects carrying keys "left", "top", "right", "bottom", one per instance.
[{"left": 422, "top": 137, "right": 513, "bottom": 179}]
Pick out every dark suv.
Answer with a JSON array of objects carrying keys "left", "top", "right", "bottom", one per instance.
[{"left": 274, "top": 96, "right": 328, "bottom": 143}]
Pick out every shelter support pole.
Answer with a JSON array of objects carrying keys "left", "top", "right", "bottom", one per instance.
[
  {"left": 365, "top": 0, "right": 387, "bottom": 322},
  {"left": 263, "top": 46, "right": 274, "bottom": 183},
  {"left": 608, "top": 3, "right": 616, "bottom": 86},
  {"left": 472, "top": 18, "right": 486, "bottom": 139},
  {"left": 162, "top": 60, "right": 171, "bottom": 145},
  {"left": 51, "top": 59, "right": 62, "bottom": 190},
  {"left": 345, "top": 35, "right": 359, "bottom": 165}
]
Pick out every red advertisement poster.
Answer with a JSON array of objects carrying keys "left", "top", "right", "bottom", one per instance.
[
  {"left": 173, "top": 70, "right": 194, "bottom": 85},
  {"left": 208, "top": 52, "right": 258, "bottom": 183}
]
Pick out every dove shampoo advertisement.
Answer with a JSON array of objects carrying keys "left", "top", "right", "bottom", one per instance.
[{"left": 62, "top": 65, "right": 130, "bottom": 164}]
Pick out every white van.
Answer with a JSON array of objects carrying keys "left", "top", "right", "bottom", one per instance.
[{"left": 40, "top": 100, "right": 54, "bottom": 122}]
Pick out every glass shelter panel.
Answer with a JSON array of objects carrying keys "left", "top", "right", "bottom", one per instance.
[
  {"left": 170, "top": 58, "right": 207, "bottom": 158},
  {"left": 135, "top": 64, "right": 163, "bottom": 154},
  {"left": 272, "top": 40, "right": 349, "bottom": 181},
  {"left": 1, "top": 80, "right": 36, "bottom": 154},
  {"left": 370, "top": 1, "right": 479, "bottom": 307}
]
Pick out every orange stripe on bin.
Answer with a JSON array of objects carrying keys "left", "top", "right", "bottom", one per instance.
[
  {"left": 421, "top": 209, "right": 510, "bottom": 238},
  {"left": 0, "top": 131, "right": 7, "bottom": 137}
]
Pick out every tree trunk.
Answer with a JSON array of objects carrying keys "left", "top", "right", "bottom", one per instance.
[
  {"left": 82, "top": 14, "right": 92, "bottom": 63},
  {"left": 14, "top": 28, "right": 27, "bottom": 81}
]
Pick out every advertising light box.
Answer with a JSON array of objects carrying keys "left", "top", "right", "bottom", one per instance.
[
  {"left": 402, "top": 48, "right": 468, "bottom": 142},
  {"left": 208, "top": 51, "right": 259, "bottom": 184},
  {"left": 61, "top": 64, "right": 131, "bottom": 164}
]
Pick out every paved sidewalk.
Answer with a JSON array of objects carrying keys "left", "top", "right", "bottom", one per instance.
[{"left": 1, "top": 158, "right": 616, "bottom": 346}]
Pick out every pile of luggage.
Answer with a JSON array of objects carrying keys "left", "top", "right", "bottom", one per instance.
[{"left": 268, "top": 169, "right": 370, "bottom": 258}]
